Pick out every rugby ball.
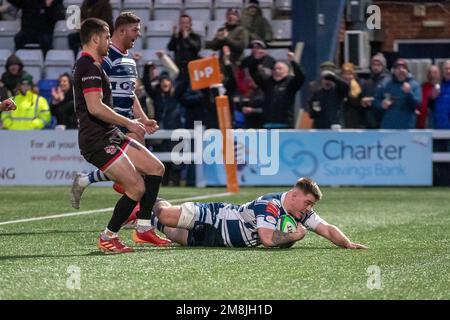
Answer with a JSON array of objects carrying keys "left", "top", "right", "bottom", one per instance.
[{"left": 277, "top": 215, "right": 297, "bottom": 233}]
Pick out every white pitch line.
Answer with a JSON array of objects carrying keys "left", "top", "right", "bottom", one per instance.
[{"left": 0, "top": 192, "right": 233, "bottom": 226}]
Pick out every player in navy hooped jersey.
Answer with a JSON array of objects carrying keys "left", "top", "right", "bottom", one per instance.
[{"left": 144, "top": 178, "right": 368, "bottom": 249}]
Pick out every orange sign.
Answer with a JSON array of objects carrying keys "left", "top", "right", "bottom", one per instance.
[
  {"left": 215, "top": 95, "right": 239, "bottom": 194},
  {"left": 188, "top": 56, "right": 222, "bottom": 90}
]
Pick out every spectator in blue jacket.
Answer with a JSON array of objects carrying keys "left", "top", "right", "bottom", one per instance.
[
  {"left": 374, "top": 59, "right": 421, "bottom": 129},
  {"left": 430, "top": 60, "right": 450, "bottom": 129}
]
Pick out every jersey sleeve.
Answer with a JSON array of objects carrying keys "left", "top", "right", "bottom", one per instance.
[
  {"left": 255, "top": 201, "right": 281, "bottom": 230},
  {"left": 81, "top": 62, "right": 103, "bottom": 95},
  {"left": 300, "top": 210, "right": 325, "bottom": 231}
]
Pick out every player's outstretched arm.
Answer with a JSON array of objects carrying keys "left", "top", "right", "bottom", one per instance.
[
  {"left": 314, "top": 222, "right": 368, "bottom": 249},
  {"left": 84, "top": 91, "right": 146, "bottom": 138},
  {"left": 258, "top": 225, "right": 307, "bottom": 248}
]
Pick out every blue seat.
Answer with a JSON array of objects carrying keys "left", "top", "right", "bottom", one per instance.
[{"left": 38, "top": 79, "right": 59, "bottom": 105}]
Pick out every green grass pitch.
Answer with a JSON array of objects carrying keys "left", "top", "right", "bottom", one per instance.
[{"left": 0, "top": 186, "right": 449, "bottom": 300}]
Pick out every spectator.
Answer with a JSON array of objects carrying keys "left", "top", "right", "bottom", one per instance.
[
  {"left": 309, "top": 69, "right": 349, "bottom": 129},
  {"left": 360, "top": 53, "right": 390, "bottom": 128},
  {"left": 167, "top": 14, "right": 202, "bottom": 79},
  {"left": 142, "top": 67, "right": 184, "bottom": 186},
  {"left": 418, "top": 65, "right": 440, "bottom": 129},
  {"left": 373, "top": 59, "right": 421, "bottom": 129},
  {"left": 0, "top": 80, "right": 8, "bottom": 102},
  {"left": 205, "top": 8, "right": 249, "bottom": 66},
  {"left": 341, "top": 63, "right": 364, "bottom": 128},
  {"left": 9, "top": 0, "right": 65, "bottom": 55},
  {"left": 1, "top": 54, "right": 31, "bottom": 94},
  {"left": 68, "top": 0, "right": 114, "bottom": 57},
  {"left": 1, "top": 75, "right": 50, "bottom": 130},
  {"left": 240, "top": 0, "right": 273, "bottom": 43},
  {"left": 0, "top": 0, "right": 19, "bottom": 20},
  {"left": 50, "top": 73, "right": 76, "bottom": 129},
  {"left": 252, "top": 52, "right": 305, "bottom": 129},
  {"left": 430, "top": 60, "right": 450, "bottom": 129},
  {"left": 241, "top": 40, "right": 276, "bottom": 83}
]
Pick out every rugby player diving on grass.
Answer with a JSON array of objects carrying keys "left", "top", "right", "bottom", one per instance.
[{"left": 127, "top": 178, "right": 368, "bottom": 249}]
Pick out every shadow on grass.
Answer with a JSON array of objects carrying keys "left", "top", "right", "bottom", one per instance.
[{"left": 0, "top": 245, "right": 337, "bottom": 261}]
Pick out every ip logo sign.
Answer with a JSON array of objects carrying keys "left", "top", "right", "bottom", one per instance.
[{"left": 188, "top": 56, "right": 222, "bottom": 90}]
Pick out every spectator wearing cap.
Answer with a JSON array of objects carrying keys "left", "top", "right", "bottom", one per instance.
[
  {"left": 50, "top": 73, "right": 76, "bottom": 129},
  {"left": 360, "top": 53, "right": 391, "bottom": 128},
  {"left": 142, "top": 65, "right": 184, "bottom": 187},
  {"left": 308, "top": 68, "right": 349, "bottom": 129},
  {"left": 373, "top": 58, "right": 421, "bottom": 129},
  {"left": 429, "top": 60, "right": 450, "bottom": 129},
  {"left": 1, "top": 53, "right": 32, "bottom": 94},
  {"left": 241, "top": 40, "right": 276, "bottom": 83},
  {"left": 167, "top": 14, "right": 202, "bottom": 80},
  {"left": 309, "top": 60, "right": 337, "bottom": 94},
  {"left": 252, "top": 52, "right": 305, "bottom": 129},
  {"left": 418, "top": 65, "right": 440, "bottom": 129},
  {"left": 9, "top": 0, "right": 65, "bottom": 55},
  {"left": 1, "top": 75, "right": 50, "bottom": 130},
  {"left": 341, "top": 63, "right": 364, "bottom": 128},
  {"left": 240, "top": 0, "right": 273, "bottom": 43},
  {"left": 205, "top": 7, "right": 249, "bottom": 66}
]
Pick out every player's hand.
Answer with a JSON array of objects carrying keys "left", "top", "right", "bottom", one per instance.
[
  {"left": 132, "top": 52, "right": 142, "bottom": 61},
  {"left": 156, "top": 51, "right": 164, "bottom": 59},
  {"left": 127, "top": 119, "right": 146, "bottom": 138},
  {"left": 141, "top": 118, "right": 159, "bottom": 134},
  {"left": 292, "top": 224, "right": 307, "bottom": 241},
  {"left": 0, "top": 98, "right": 16, "bottom": 112},
  {"left": 346, "top": 242, "right": 368, "bottom": 249}
]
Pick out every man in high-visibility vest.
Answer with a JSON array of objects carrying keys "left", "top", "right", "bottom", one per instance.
[{"left": 1, "top": 76, "right": 51, "bottom": 130}]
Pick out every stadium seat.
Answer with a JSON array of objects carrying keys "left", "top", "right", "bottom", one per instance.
[
  {"left": 0, "top": 49, "right": 12, "bottom": 70},
  {"left": 214, "top": 0, "right": 243, "bottom": 20},
  {"left": 206, "top": 20, "right": 226, "bottom": 40},
  {"left": 191, "top": 20, "right": 206, "bottom": 37},
  {"left": 0, "top": 20, "right": 20, "bottom": 51},
  {"left": 16, "top": 49, "right": 44, "bottom": 82},
  {"left": 53, "top": 20, "right": 71, "bottom": 50},
  {"left": 184, "top": 0, "right": 212, "bottom": 22},
  {"left": 199, "top": 49, "right": 216, "bottom": 58},
  {"left": 275, "top": 0, "right": 292, "bottom": 11},
  {"left": 146, "top": 20, "right": 173, "bottom": 36},
  {"left": 146, "top": 36, "right": 172, "bottom": 50},
  {"left": 153, "top": 0, "right": 182, "bottom": 20},
  {"left": 63, "top": 0, "right": 83, "bottom": 6},
  {"left": 267, "top": 48, "right": 290, "bottom": 61},
  {"left": 122, "top": 0, "right": 151, "bottom": 21},
  {"left": 37, "top": 79, "right": 59, "bottom": 104},
  {"left": 44, "top": 50, "right": 75, "bottom": 79},
  {"left": 271, "top": 20, "right": 292, "bottom": 41}
]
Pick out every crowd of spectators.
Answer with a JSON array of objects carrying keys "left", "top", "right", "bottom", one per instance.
[{"left": 1, "top": 1, "right": 450, "bottom": 184}]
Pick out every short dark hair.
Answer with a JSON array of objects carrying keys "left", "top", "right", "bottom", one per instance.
[
  {"left": 179, "top": 14, "right": 192, "bottom": 22},
  {"left": 80, "top": 18, "right": 109, "bottom": 46},
  {"left": 114, "top": 12, "right": 141, "bottom": 31},
  {"left": 294, "top": 178, "right": 322, "bottom": 201}
]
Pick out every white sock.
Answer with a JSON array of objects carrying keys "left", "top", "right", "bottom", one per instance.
[
  {"left": 136, "top": 219, "right": 153, "bottom": 233},
  {"left": 101, "top": 228, "right": 118, "bottom": 240},
  {"left": 78, "top": 174, "right": 91, "bottom": 187}
]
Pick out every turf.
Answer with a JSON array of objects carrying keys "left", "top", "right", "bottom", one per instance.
[{"left": 0, "top": 186, "right": 449, "bottom": 300}]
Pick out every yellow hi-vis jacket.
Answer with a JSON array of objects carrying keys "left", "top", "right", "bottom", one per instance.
[{"left": 1, "top": 91, "right": 51, "bottom": 130}]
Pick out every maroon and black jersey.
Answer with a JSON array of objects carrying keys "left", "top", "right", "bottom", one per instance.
[{"left": 73, "top": 52, "right": 118, "bottom": 153}]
